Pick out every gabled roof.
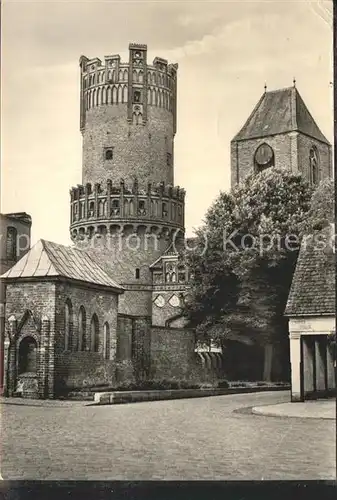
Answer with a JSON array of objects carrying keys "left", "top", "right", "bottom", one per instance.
[
  {"left": 233, "top": 86, "right": 330, "bottom": 145},
  {"left": 285, "top": 227, "right": 335, "bottom": 317},
  {"left": 149, "top": 238, "right": 196, "bottom": 269},
  {"left": 1, "top": 239, "right": 123, "bottom": 292}
]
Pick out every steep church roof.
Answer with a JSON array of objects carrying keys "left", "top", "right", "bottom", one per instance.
[
  {"left": 233, "top": 86, "right": 330, "bottom": 145},
  {"left": 1, "top": 239, "right": 123, "bottom": 292},
  {"left": 285, "top": 227, "right": 335, "bottom": 317}
]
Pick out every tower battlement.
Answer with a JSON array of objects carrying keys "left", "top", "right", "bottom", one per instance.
[
  {"left": 79, "top": 43, "right": 178, "bottom": 134},
  {"left": 69, "top": 178, "right": 185, "bottom": 241},
  {"left": 71, "top": 43, "right": 185, "bottom": 295}
]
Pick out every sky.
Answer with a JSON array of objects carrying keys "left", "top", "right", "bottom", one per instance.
[{"left": 1, "top": 0, "right": 333, "bottom": 245}]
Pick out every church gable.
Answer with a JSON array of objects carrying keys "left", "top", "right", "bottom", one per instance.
[
  {"left": 233, "top": 86, "right": 330, "bottom": 144},
  {"left": 230, "top": 85, "right": 332, "bottom": 188}
]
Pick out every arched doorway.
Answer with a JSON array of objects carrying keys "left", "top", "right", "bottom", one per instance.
[{"left": 18, "top": 337, "right": 38, "bottom": 374}]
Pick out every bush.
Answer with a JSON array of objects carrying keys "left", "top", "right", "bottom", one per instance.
[{"left": 217, "top": 380, "right": 230, "bottom": 389}]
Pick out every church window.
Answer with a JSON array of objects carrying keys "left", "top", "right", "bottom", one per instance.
[
  {"left": 162, "top": 202, "right": 168, "bottom": 217},
  {"left": 91, "top": 314, "right": 99, "bottom": 353},
  {"left": 6, "top": 227, "right": 17, "bottom": 260},
  {"left": 64, "top": 299, "right": 74, "bottom": 351},
  {"left": 254, "top": 143, "right": 274, "bottom": 172},
  {"left": 78, "top": 306, "right": 86, "bottom": 351},
  {"left": 309, "top": 146, "right": 319, "bottom": 186},
  {"left": 167, "top": 153, "right": 172, "bottom": 166},
  {"left": 103, "top": 322, "right": 110, "bottom": 360},
  {"left": 104, "top": 147, "right": 113, "bottom": 160},
  {"left": 18, "top": 337, "right": 37, "bottom": 374},
  {"left": 135, "top": 268, "right": 140, "bottom": 279}
]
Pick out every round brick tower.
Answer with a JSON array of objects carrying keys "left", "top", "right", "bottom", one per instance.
[{"left": 70, "top": 43, "right": 185, "bottom": 316}]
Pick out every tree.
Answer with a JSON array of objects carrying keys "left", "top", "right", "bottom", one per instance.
[{"left": 184, "top": 168, "right": 315, "bottom": 380}]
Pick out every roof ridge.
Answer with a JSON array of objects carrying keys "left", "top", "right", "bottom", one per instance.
[{"left": 265, "top": 86, "right": 293, "bottom": 94}]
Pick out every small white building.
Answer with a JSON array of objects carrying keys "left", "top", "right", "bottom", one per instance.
[{"left": 285, "top": 228, "right": 335, "bottom": 402}]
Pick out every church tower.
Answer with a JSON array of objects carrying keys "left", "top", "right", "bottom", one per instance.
[
  {"left": 69, "top": 43, "right": 185, "bottom": 316},
  {"left": 230, "top": 84, "right": 332, "bottom": 188}
]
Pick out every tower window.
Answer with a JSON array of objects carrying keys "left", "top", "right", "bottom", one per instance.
[
  {"left": 135, "top": 268, "right": 140, "bottom": 279},
  {"left": 104, "top": 148, "right": 113, "bottom": 160},
  {"left": 138, "top": 200, "right": 146, "bottom": 215},
  {"left": 89, "top": 201, "right": 95, "bottom": 217},
  {"left": 162, "top": 202, "right": 168, "bottom": 217},
  {"left": 167, "top": 153, "right": 172, "bottom": 166},
  {"left": 309, "top": 146, "right": 319, "bottom": 185},
  {"left": 111, "top": 199, "right": 120, "bottom": 215},
  {"left": 133, "top": 90, "right": 141, "bottom": 103}
]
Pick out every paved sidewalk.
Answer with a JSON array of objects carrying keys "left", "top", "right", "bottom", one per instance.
[
  {"left": 0, "top": 397, "right": 86, "bottom": 407},
  {"left": 252, "top": 399, "right": 336, "bottom": 420}
]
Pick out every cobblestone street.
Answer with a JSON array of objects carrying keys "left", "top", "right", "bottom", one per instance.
[{"left": 0, "top": 391, "right": 335, "bottom": 480}]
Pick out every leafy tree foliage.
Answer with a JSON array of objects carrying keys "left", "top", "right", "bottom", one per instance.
[{"left": 183, "top": 168, "right": 318, "bottom": 350}]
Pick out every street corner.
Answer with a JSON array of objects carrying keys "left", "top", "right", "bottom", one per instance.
[{"left": 251, "top": 399, "right": 336, "bottom": 420}]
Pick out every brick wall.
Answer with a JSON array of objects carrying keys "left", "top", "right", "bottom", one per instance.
[
  {"left": 150, "top": 326, "right": 198, "bottom": 380},
  {"left": 231, "top": 133, "right": 332, "bottom": 189},
  {"left": 54, "top": 281, "right": 119, "bottom": 392},
  {"left": 152, "top": 290, "right": 185, "bottom": 327},
  {"left": 82, "top": 106, "right": 174, "bottom": 187},
  {"left": 4, "top": 281, "right": 56, "bottom": 397},
  {"left": 231, "top": 134, "right": 293, "bottom": 188},
  {"left": 5, "top": 282, "right": 56, "bottom": 332}
]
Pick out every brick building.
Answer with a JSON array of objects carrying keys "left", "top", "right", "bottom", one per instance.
[
  {"left": 1, "top": 43, "right": 215, "bottom": 399},
  {"left": 0, "top": 212, "right": 32, "bottom": 394},
  {"left": 1, "top": 46, "right": 333, "bottom": 398},
  {"left": 228, "top": 83, "right": 333, "bottom": 383},
  {"left": 231, "top": 84, "right": 332, "bottom": 189},
  {"left": 285, "top": 227, "right": 335, "bottom": 401}
]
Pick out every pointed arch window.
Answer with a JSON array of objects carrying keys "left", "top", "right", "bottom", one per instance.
[
  {"left": 91, "top": 314, "right": 99, "bottom": 352},
  {"left": 103, "top": 322, "right": 110, "bottom": 360},
  {"left": 78, "top": 306, "right": 86, "bottom": 351},
  {"left": 309, "top": 146, "right": 319, "bottom": 186},
  {"left": 64, "top": 299, "right": 74, "bottom": 351}
]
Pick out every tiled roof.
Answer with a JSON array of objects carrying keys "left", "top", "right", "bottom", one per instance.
[
  {"left": 285, "top": 228, "right": 335, "bottom": 317},
  {"left": 1, "top": 239, "right": 123, "bottom": 292},
  {"left": 233, "top": 86, "right": 330, "bottom": 144}
]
